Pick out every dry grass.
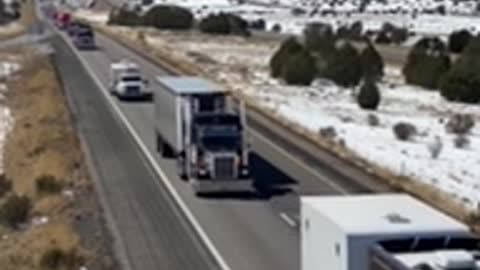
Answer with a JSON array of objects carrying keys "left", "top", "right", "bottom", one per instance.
[
  {"left": 0, "top": 51, "right": 87, "bottom": 269},
  {"left": 18, "top": 0, "right": 36, "bottom": 31},
  {"left": 95, "top": 24, "right": 480, "bottom": 232},
  {"left": 0, "top": 0, "right": 37, "bottom": 41},
  {"left": 0, "top": 220, "right": 80, "bottom": 270},
  {"left": 5, "top": 54, "right": 82, "bottom": 199}
]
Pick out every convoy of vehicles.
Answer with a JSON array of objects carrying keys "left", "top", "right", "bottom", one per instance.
[
  {"left": 109, "top": 60, "right": 151, "bottom": 100},
  {"left": 58, "top": 13, "right": 250, "bottom": 194},
  {"left": 154, "top": 76, "right": 252, "bottom": 195},
  {"left": 51, "top": 9, "right": 251, "bottom": 195},
  {"left": 54, "top": 10, "right": 71, "bottom": 29}
]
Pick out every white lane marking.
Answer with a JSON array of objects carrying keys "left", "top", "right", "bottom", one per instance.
[
  {"left": 248, "top": 128, "right": 349, "bottom": 195},
  {"left": 279, "top": 212, "right": 297, "bottom": 228},
  {"left": 58, "top": 31, "right": 232, "bottom": 270}
]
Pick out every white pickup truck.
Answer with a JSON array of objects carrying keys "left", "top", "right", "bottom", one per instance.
[{"left": 109, "top": 60, "right": 151, "bottom": 100}]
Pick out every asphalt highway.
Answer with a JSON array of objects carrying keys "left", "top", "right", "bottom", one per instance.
[
  {"left": 74, "top": 31, "right": 393, "bottom": 270},
  {"left": 51, "top": 35, "right": 221, "bottom": 270},
  {"left": 49, "top": 13, "right": 393, "bottom": 270}
]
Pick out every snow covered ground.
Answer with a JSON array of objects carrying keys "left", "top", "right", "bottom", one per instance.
[
  {"left": 0, "top": 60, "right": 20, "bottom": 173},
  {"left": 148, "top": 0, "right": 480, "bottom": 36},
  {"left": 143, "top": 31, "right": 480, "bottom": 211}
]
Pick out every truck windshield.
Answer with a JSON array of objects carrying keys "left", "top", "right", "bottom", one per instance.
[
  {"left": 121, "top": 76, "right": 141, "bottom": 82},
  {"left": 201, "top": 134, "right": 240, "bottom": 151},
  {"left": 78, "top": 31, "right": 93, "bottom": 37}
]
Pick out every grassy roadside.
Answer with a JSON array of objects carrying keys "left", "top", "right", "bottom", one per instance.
[
  {"left": 92, "top": 23, "right": 480, "bottom": 233},
  {"left": 1, "top": 49, "right": 116, "bottom": 270},
  {"left": 0, "top": 0, "right": 37, "bottom": 41}
]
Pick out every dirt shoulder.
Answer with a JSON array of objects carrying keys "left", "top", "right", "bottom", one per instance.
[
  {"left": 1, "top": 49, "right": 117, "bottom": 270},
  {"left": 0, "top": 0, "right": 37, "bottom": 41}
]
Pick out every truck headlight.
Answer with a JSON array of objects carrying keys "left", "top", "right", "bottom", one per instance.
[
  {"left": 240, "top": 167, "right": 249, "bottom": 176},
  {"left": 198, "top": 168, "right": 207, "bottom": 175}
]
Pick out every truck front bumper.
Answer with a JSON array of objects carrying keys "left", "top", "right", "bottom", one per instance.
[
  {"left": 118, "top": 91, "right": 152, "bottom": 100},
  {"left": 192, "top": 178, "right": 253, "bottom": 194}
]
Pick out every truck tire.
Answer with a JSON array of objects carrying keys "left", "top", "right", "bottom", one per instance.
[
  {"left": 177, "top": 158, "right": 188, "bottom": 181},
  {"left": 163, "top": 143, "right": 173, "bottom": 158},
  {"left": 157, "top": 135, "right": 173, "bottom": 158},
  {"left": 156, "top": 134, "right": 163, "bottom": 154}
]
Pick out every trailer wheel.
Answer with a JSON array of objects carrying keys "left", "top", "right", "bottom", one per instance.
[
  {"left": 177, "top": 158, "right": 188, "bottom": 181},
  {"left": 162, "top": 143, "right": 173, "bottom": 158},
  {"left": 156, "top": 134, "right": 163, "bottom": 154}
]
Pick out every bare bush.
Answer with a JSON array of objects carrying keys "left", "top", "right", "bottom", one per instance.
[
  {"left": 40, "top": 248, "right": 84, "bottom": 270},
  {"left": 0, "top": 194, "right": 32, "bottom": 229},
  {"left": 427, "top": 136, "right": 443, "bottom": 159},
  {"left": 0, "top": 174, "right": 11, "bottom": 198},
  {"left": 36, "top": 175, "right": 63, "bottom": 194},
  {"left": 393, "top": 122, "right": 417, "bottom": 141},
  {"left": 446, "top": 113, "right": 475, "bottom": 134},
  {"left": 367, "top": 113, "right": 380, "bottom": 127},
  {"left": 454, "top": 135, "right": 470, "bottom": 149},
  {"left": 319, "top": 126, "right": 337, "bottom": 140}
]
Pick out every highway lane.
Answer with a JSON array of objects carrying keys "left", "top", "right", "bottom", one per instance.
[
  {"left": 72, "top": 33, "right": 302, "bottom": 270},
  {"left": 51, "top": 35, "right": 221, "bottom": 270},
  {"left": 49, "top": 14, "right": 395, "bottom": 269},
  {"left": 69, "top": 30, "right": 392, "bottom": 270},
  {"left": 69, "top": 29, "right": 394, "bottom": 269},
  {"left": 38, "top": 3, "right": 330, "bottom": 270}
]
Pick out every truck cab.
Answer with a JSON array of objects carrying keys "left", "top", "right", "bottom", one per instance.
[
  {"left": 193, "top": 113, "right": 249, "bottom": 180},
  {"left": 73, "top": 27, "right": 95, "bottom": 50},
  {"left": 109, "top": 60, "right": 151, "bottom": 100},
  {"left": 154, "top": 76, "right": 252, "bottom": 195}
]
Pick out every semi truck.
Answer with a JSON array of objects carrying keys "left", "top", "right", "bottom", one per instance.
[
  {"left": 154, "top": 76, "right": 252, "bottom": 195},
  {"left": 109, "top": 60, "right": 150, "bottom": 100}
]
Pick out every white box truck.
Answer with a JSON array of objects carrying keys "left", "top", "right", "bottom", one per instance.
[
  {"left": 154, "top": 76, "right": 252, "bottom": 195},
  {"left": 301, "top": 194, "right": 470, "bottom": 270},
  {"left": 109, "top": 60, "right": 151, "bottom": 100}
]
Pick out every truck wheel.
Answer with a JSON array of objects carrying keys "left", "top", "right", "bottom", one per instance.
[
  {"left": 177, "top": 159, "right": 188, "bottom": 181},
  {"left": 195, "top": 191, "right": 206, "bottom": 197},
  {"left": 156, "top": 134, "right": 163, "bottom": 154},
  {"left": 162, "top": 143, "right": 173, "bottom": 158}
]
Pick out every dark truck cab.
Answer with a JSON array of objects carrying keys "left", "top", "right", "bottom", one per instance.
[
  {"left": 192, "top": 113, "right": 249, "bottom": 181},
  {"left": 72, "top": 26, "right": 95, "bottom": 50},
  {"left": 154, "top": 76, "right": 252, "bottom": 195}
]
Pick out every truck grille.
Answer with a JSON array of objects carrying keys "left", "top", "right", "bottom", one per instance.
[
  {"left": 214, "top": 156, "right": 235, "bottom": 179},
  {"left": 126, "top": 86, "right": 140, "bottom": 95}
]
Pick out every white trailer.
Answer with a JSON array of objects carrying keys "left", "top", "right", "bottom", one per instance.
[
  {"left": 301, "top": 194, "right": 470, "bottom": 270},
  {"left": 154, "top": 76, "right": 251, "bottom": 194},
  {"left": 109, "top": 60, "right": 150, "bottom": 100}
]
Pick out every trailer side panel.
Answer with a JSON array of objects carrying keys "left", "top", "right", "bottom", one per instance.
[{"left": 155, "top": 84, "right": 182, "bottom": 153}]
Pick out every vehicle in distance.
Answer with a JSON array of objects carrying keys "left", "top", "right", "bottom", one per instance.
[
  {"left": 67, "top": 21, "right": 90, "bottom": 36},
  {"left": 155, "top": 76, "right": 251, "bottom": 195},
  {"left": 72, "top": 27, "right": 95, "bottom": 50},
  {"left": 109, "top": 60, "right": 151, "bottom": 100},
  {"left": 54, "top": 11, "right": 71, "bottom": 30}
]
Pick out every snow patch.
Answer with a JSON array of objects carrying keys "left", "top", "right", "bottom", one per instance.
[
  {"left": 0, "top": 60, "right": 21, "bottom": 174},
  {"left": 148, "top": 32, "right": 480, "bottom": 211}
]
